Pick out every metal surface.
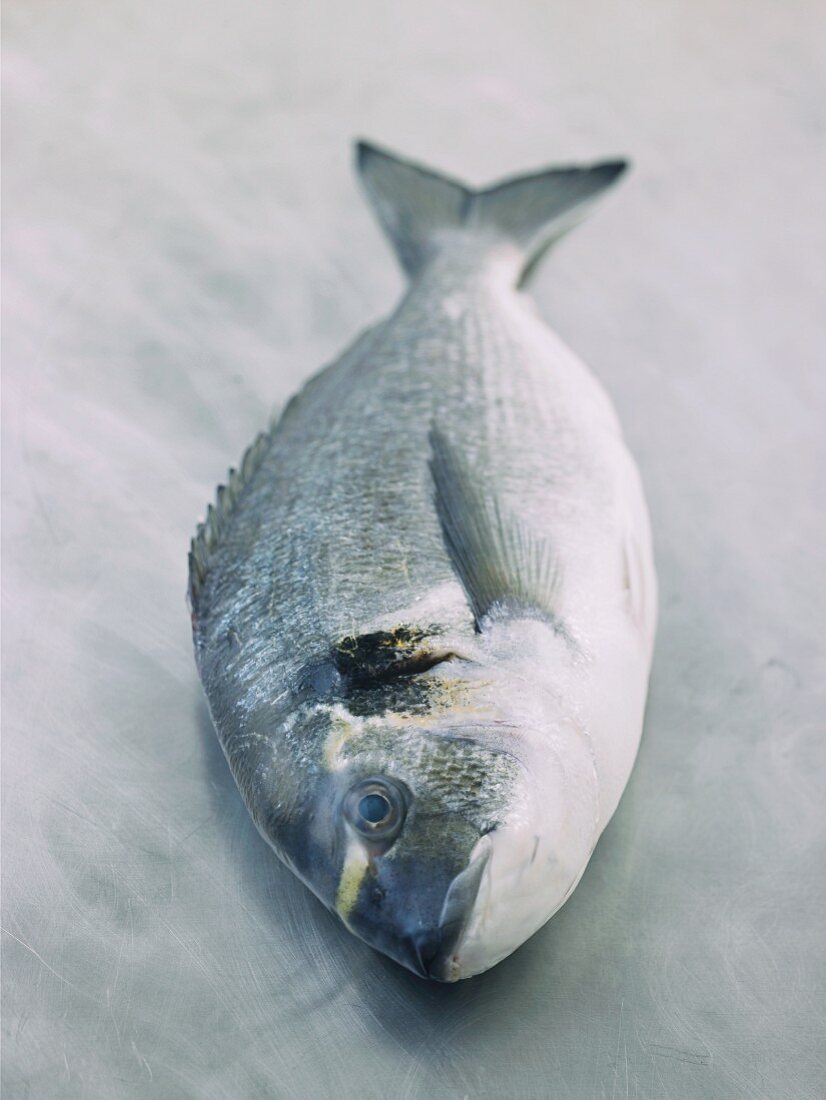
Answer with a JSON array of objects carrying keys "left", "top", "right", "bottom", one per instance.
[{"left": 3, "top": 1, "right": 825, "bottom": 1097}]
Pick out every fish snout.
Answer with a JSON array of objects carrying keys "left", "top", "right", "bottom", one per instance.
[
  {"left": 375, "top": 840, "right": 493, "bottom": 982},
  {"left": 339, "top": 830, "right": 491, "bottom": 981}
]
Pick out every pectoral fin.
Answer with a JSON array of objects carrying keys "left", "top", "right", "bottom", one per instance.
[{"left": 428, "top": 427, "right": 561, "bottom": 631}]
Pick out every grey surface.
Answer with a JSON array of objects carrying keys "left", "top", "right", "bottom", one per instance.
[{"left": 3, "top": 1, "right": 825, "bottom": 1097}]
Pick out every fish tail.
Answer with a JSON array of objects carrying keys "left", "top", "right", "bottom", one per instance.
[{"left": 356, "top": 140, "right": 628, "bottom": 286}]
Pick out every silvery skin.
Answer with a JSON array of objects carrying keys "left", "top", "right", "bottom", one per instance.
[{"left": 189, "top": 141, "right": 656, "bottom": 981}]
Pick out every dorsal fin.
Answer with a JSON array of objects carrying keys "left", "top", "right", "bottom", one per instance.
[
  {"left": 428, "top": 427, "right": 561, "bottom": 631},
  {"left": 356, "top": 140, "right": 628, "bottom": 284},
  {"left": 188, "top": 423, "right": 275, "bottom": 615}
]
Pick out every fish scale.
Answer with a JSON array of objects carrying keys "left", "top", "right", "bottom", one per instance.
[{"left": 189, "top": 141, "right": 656, "bottom": 980}]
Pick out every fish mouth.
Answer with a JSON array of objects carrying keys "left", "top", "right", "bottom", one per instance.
[
  {"left": 405, "top": 929, "right": 453, "bottom": 981},
  {"left": 402, "top": 839, "right": 493, "bottom": 982}
]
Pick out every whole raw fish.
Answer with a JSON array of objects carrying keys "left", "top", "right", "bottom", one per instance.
[{"left": 189, "top": 141, "right": 656, "bottom": 980}]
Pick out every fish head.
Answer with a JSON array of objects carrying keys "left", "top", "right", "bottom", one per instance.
[
  {"left": 256, "top": 679, "right": 599, "bottom": 981},
  {"left": 321, "top": 722, "right": 521, "bottom": 981}
]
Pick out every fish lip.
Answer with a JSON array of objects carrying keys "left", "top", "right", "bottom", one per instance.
[
  {"left": 406, "top": 931, "right": 447, "bottom": 980},
  {"left": 421, "top": 947, "right": 461, "bottom": 983},
  {"left": 401, "top": 931, "right": 457, "bottom": 982}
]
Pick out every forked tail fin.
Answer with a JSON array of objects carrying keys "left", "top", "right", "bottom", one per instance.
[{"left": 356, "top": 140, "right": 627, "bottom": 285}]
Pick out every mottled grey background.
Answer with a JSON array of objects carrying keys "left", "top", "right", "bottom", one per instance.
[{"left": 3, "top": 1, "right": 825, "bottom": 1097}]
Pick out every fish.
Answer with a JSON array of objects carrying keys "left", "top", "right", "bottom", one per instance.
[{"left": 188, "top": 140, "right": 657, "bottom": 982}]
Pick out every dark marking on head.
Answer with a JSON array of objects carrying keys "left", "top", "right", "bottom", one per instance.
[
  {"left": 333, "top": 626, "right": 448, "bottom": 682},
  {"left": 294, "top": 624, "right": 459, "bottom": 717},
  {"left": 341, "top": 678, "right": 442, "bottom": 718}
]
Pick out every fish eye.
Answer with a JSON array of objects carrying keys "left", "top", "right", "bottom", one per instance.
[
  {"left": 345, "top": 778, "right": 406, "bottom": 841},
  {"left": 359, "top": 792, "right": 391, "bottom": 824}
]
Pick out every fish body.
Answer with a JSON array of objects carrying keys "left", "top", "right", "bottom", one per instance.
[{"left": 189, "top": 142, "right": 656, "bottom": 980}]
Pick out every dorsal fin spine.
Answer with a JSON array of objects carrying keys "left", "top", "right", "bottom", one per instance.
[{"left": 188, "top": 428, "right": 273, "bottom": 615}]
